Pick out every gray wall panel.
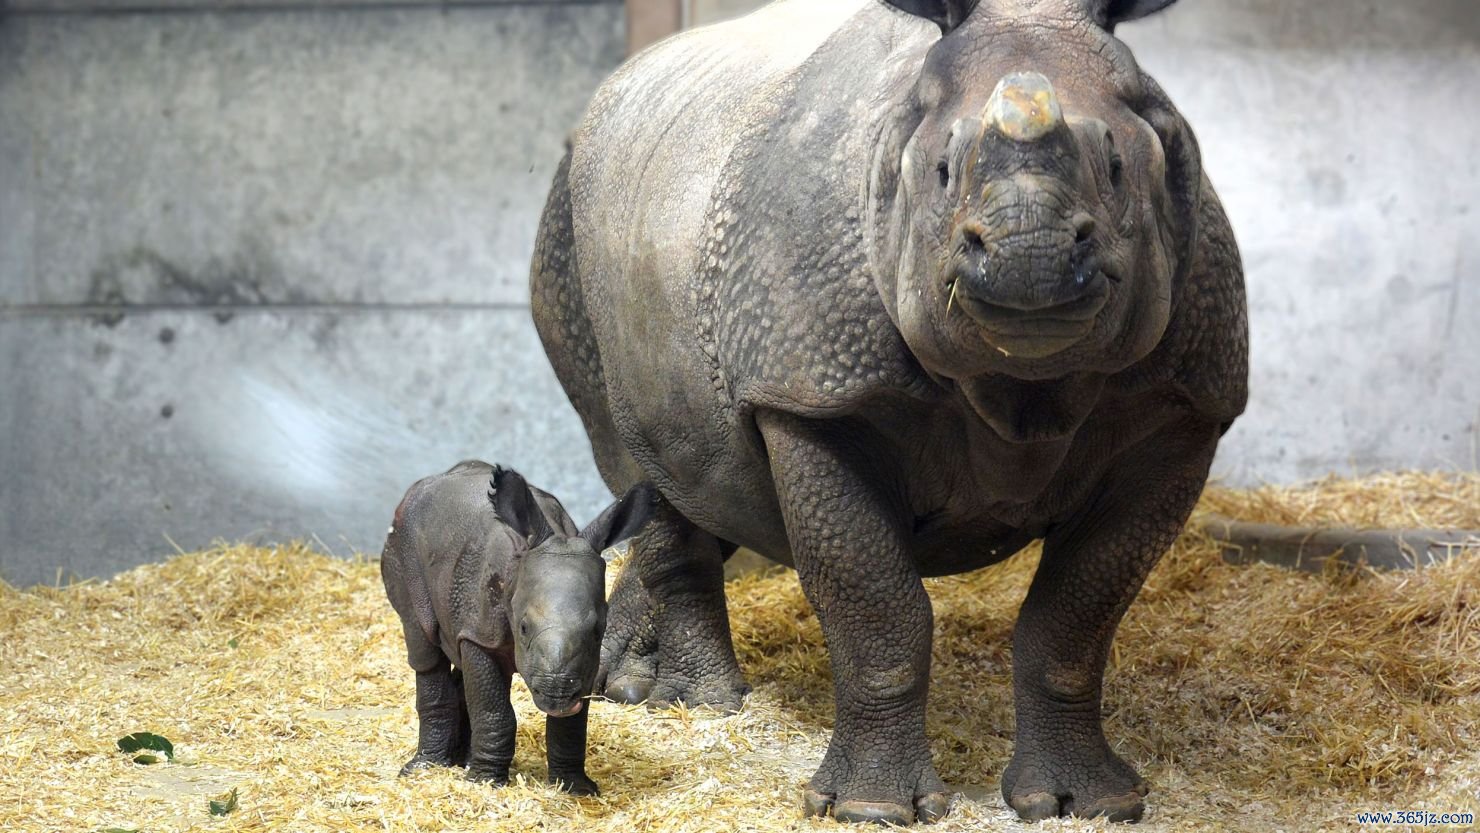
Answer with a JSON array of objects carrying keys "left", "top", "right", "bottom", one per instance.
[
  {"left": 0, "top": 6, "right": 622, "bottom": 307},
  {"left": 8, "top": 0, "right": 611, "bottom": 11},
  {"left": 0, "top": 309, "right": 608, "bottom": 586}
]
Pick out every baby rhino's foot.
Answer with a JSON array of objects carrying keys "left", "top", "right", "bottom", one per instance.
[
  {"left": 550, "top": 770, "right": 600, "bottom": 796},
  {"left": 465, "top": 765, "right": 511, "bottom": 786},
  {"left": 399, "top": 754, "right": 458, "bottom": 777}
]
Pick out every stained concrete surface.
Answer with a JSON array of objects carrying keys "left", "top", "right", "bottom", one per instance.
[
  {"left": 0, "top": 309, "right": 609, "bottom": 583},
  {"left": 2, "top": 0, "right": 1477, "bottom": 584},
  {"left": 0, "top": 5, "right": 620, "bottom": 306}
]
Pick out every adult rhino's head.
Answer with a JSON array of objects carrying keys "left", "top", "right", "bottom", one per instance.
[
  {"left": 868, "top": 0, "right": 1202, "bottom": 378},
  {"left": 490, "top": 467, "right": 656, "bottom": 718}
]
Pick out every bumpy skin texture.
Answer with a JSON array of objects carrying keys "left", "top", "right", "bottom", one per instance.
[
  {"left": 380, "top": 461, "right": 655, "bottom": 796},
  {"left": 531, "top": 0, "right": 1247, "bottom": 823}
]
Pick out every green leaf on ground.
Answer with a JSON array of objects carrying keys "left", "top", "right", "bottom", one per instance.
[
  {"left": 116, "top": 732, "right": 174, "bottom": 761},
  {"left": 131, "top": 753, "right": 162, "bottom": 765},
  {"left": 208, "top": 787, "right": 239, "bottom": 817}
]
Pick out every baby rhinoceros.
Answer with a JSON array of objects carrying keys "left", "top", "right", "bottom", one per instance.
[{"left": 380, "top": 460, "right": 655, "bottom": 795}]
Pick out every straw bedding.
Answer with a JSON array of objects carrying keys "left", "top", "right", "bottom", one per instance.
[{"left": 2, "top": 472, "right": 1477, "bottom": 832}]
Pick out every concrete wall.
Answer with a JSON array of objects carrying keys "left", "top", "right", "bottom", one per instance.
[
  {"left": 0, "top": 2, "right": 627, "bottom": 585},
  {"left": 2, "top": 0, "right": 1476, "bottom": 584}
]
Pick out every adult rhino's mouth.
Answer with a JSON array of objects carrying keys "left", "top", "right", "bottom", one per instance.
[{"left": 953, "top": 270, "right": 1111, "bottom": 358}]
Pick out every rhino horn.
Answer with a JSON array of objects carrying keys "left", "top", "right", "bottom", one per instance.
[{"left": 982, "top": 71, "right": 1064, "bottom": 143}]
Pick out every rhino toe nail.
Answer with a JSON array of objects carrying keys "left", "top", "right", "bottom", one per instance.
[
  {"left": 1010, "top": 791, "right": 1061, "bottom": 821},
  {"left": 552, "top": 776, "right": 600, "bottom": 797},
  {"left": 398, "top": 758, "right": 438, "bottom": 777},
  {"left": 1082, "top": 792, "right": 1145, "bottom": 822},
  {"left": 465, "top": 769, "right": 509, "bottom": 786},
  {"left": 834, "top": 799, "right": 914, "bottom": 826},
  {"left": 605, "top": 676, "right": 653, "bottom": 704},
  {"left": 801, "top": 788, "right": 834, "bottom": 818},
  {"left": 915, "top": 791, "right": 950, "bottom": 823}
]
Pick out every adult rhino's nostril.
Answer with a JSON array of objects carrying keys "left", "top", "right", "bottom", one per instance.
[
  {"left": 1073, "top": 213, "right": 1096, "bottom": 245},
  {"left": 958, "top": 220, "right": 988, "bottom": 253}
]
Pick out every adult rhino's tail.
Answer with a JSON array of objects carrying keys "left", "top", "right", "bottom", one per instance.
[{"left": 529, "top": 150, "right": 647, "bottom": 495}]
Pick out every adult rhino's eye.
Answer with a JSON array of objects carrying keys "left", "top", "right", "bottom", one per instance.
[
  {"left": 520, "top": 622, "right": 528, "bottom": 637},
  {"left": 936, "top": 159, "right": 950, "bottom": 189},
  {"left": 1104, "top": 130, "right": 1124, "bottom": 192}
]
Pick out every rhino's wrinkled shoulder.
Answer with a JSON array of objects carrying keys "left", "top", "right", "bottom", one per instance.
[
  {"left": 696, "top": 141, "right": 938, "bottom": 417},
  {"left": 1175, "top": 186, "right": 1249, "bottom": 425},
  {"left": 684, "top": 10, "right": 941, "bottom": 418},
  {"left": 1125, "top": 179, "right": 1248, "bottom": 426}
]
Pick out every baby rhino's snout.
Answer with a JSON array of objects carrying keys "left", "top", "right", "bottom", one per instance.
[{"left": 524, "top": 625, "right": 602, "bottom": 717}]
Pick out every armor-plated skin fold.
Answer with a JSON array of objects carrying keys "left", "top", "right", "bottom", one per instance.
[
  {"left": 380, "top": 461, "right": 656, "bottom": 795},
  {"left": 532, "top": 0, "right": 1247, "bottom": 823}
]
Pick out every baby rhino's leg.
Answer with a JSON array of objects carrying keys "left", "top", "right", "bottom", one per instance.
[
  {"left": 461, "top": 648, "right": 517, "bottom": 784},
  {"left": 399, "top": 627, "right": 468, "bottom": 775},
  {"left": 547, "top": 707, "right": 598, "bottom": 795}
]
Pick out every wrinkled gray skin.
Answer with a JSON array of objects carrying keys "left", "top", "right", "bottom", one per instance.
[
  {"left": 531, "top": 0, "right": 1246, "bottom": 824},
  {"left": 380, "top": 461, "right": 656, "bottom": 795}
]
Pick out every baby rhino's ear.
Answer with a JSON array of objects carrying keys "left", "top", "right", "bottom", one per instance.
[
  {"left": 581, "top": 482, "right": 659, "bottom": 555},
  {"left": 489, "top": 465, "right": 555, "bottom": 547}
]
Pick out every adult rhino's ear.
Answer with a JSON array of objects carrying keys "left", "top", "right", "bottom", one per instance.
[
  {"left": 1095, "top": 0, "right": 1179, "bottom": 31},
  {"left": 580, "top": 482, "right": 658, "bottom": 555},
  {"left": 1142, "top": 75, "right": 1203, "bottom": 287},
  {"left": 489, "top": 465, "right": 555, "bottom": 548},
  {"left": 878, "top": 0, "right": 978, "bottom": 35}
]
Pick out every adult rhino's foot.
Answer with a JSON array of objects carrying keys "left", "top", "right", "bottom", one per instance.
[
  {"left": 1001, "top": 739, "right": 1148, "bottom": 822},
  {"left": 597, "top": 503, "right": 751, "bottom": 712},
  {"left": 596, "top": 568, "right": 660, "bottom": 704},
  {"left": 801, "top": 740, "right": 949, "bottom": 825},
  {"left": 596, "top": 585, "right": 750, "bottom": 711}
]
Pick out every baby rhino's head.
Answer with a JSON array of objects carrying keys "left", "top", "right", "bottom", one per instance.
[{"left": 489, "top": 466, "right": 656, "bottom": 718}]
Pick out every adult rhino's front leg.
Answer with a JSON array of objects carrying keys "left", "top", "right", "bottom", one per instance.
[
  {"left": 1003, "top": 421, "right": 1220, "bottom": 822},
  {"left": 760, "top": 412, "right": 948, "bottom": 826},
  {"left": 598, "top": 497, "right": 750, "bottom": 711}
]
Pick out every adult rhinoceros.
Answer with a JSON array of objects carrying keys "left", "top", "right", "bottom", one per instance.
[{"left": 530, "top": 0, "right": 1247, "bottom": 823}]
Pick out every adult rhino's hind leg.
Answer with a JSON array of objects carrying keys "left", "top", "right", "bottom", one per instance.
[
  {"left": 1003, "top": 422, "right": 1220, "bottom": 822},
  {"left": 599, "top": 497, "right": 750, "bottom": 711},
  {"left": 597, "top": 554, "right": 660, "bottom": 703},
  {"left": 530, "top": 150, "right": 646, "bottom": 493}
]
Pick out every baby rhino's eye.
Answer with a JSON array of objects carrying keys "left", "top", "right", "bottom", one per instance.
[{"left": 519, "top": 622, "right": 528, "bottom": 637}]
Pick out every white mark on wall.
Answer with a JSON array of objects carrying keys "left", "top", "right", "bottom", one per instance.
[{"left": 193, "top": 369, "right": 422, "bottom": 506}]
